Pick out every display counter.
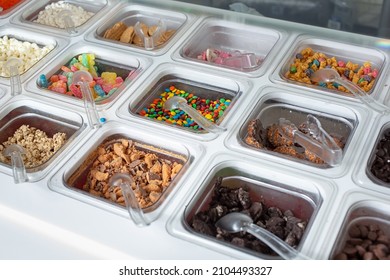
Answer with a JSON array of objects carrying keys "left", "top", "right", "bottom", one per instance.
[{"left": 1, "top": 0, "right": 390, "bottom": 260}]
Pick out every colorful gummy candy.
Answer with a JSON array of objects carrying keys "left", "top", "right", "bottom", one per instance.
[
  {"left": 286, "top": 47, "right": 379, "bottom": 94},
  {"left": 139, "top": 85, "right": 231, "bottom": 131},
  {"left": 38, "top": 53, "right": 130, "bottom": 101}
]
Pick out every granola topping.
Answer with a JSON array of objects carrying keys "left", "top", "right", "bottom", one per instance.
[{"left": 0, "top": 125, "right": 67, "bottom": 168}]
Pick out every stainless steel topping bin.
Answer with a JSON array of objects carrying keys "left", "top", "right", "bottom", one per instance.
[
  {"left": 225, "top": 86, "right": 370, "bottom": 178},
  {"left": 117, "top": 63, "right": 251, "bottom": 142},
  {"left": 271, "top": 36, "right": 388, "bottom": 100},
  {"left": 0, "top": 98, "right": 87, "bottom": 182},
  {"left": 175, "top": 18, "right": 282, "bottom": 77},
  {"left": 0, "top": 0, "right": 29, "bottom": 19},
  {"left": 167, "top": 154, "right": 336, "bottom": 260},
  {"left": 0, "top": 25, "right": 68, "bottom": 84},
  {"left": 184, "top": 173, "right": 319, "bottom": 259},
  {"left": 24, "top": 42, "right": 151, "bottom": 110},
  {"left": 86, "top": 3, "right": 193, "bottom": 55},
  {"left": 0, "top": 0, "right": 389, "bottom": 261},
  {"left": 49, "top": 121, "right": 205, "bottom": 223},
  {"left": 14, "top": 0, "right": 109, "bottom": 36},
  {"left": 330, "top": 200, "right": 390, "bottom": 260}
]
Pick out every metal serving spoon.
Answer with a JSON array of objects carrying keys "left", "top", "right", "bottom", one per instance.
[
  {"left": 216, "top": 212, "right": 311, "bottom": 260},
  {"left": 310, "top": 68, "right": 390, "bottom": 114}
]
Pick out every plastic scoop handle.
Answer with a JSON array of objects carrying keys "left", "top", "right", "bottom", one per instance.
[
  {"left": 61, "top": 10, "right": 76, "bottom": 34},
  {"left": 5, "top": 57, "right": 22, "bottom": 96},
  {"left": 311, "top": 68, "right": 390, "bottom": 114},
  {"left": 216, "top": 212, "right": 311, "bottom": 260},
  {"left": 164, "top": 96, "right": 227, "bottom": 134},
  {"left": 72, "top": 70, "right": 101, "bottom": 129},
  {"left": 278, "top": 116, "right": 342, "bottom": 166},
  {"left": 244, "top": 223, "right": 310, "bottom": 260},
  {"left": 80, "top": 81, "right": 101, "bottom": 129},
  {"left": 306, "top": 114, "right": 343, "bottom": 163},
  {"left": 3, "top": 144, "right": 27, "bottom": 184},
  {"left": 223, "top": 53, "right": 258, "bottom": 69},
  {"left": 134, "top": 20, "right": 166, "bottom": 50},
  {"left": 335, "top": 77, "right": 390, "bottom": 114},
  {"left": 109, "top": 173, "right": 149, "bottom": 227}
]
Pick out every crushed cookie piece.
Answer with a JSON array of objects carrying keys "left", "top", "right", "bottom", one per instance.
[
  {"left": 77, "top": 139, "right": 185, "bottom": 209},
  {"left": 245, "top": 118, "right": 344, "bottom": 165}
]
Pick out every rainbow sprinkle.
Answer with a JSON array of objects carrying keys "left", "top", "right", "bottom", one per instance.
[{"left": 139, "top": 85, "right": 231, "bottom": 131}]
